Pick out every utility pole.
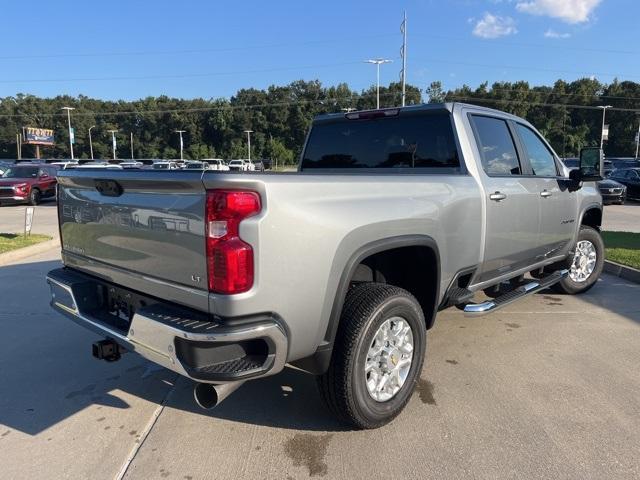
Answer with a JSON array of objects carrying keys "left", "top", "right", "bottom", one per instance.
[
  {"left": 598, "top": 105, "right": 612, "bottom": 150},
  {"left": 61, "top": 106, "right": 75, "bottom": 160},
  {"left": 244, "top": 130, "right": 253, "bottom": 161},
  {"left": 130, "top": 132, "right": 134, "bottom": 160},
  {"left": 635, "top": 113, "right": 640, "bottom": 160},
  {"left": 400, "top": 11, "right": 407, "bottom": 107},
  {"left": 365, "top": 58, "right": 392, "bottom": 109},
  {"left": 107, "top": 130, "right": 118, "bottom": 160},
  {"left": 175, "top": 130, "right": 186, "bottom": 160},
  {"left": 88, "top": 125, "right": 95, "bottom": 160}
]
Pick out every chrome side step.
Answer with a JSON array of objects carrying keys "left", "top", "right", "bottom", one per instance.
[{"left": 463, "top": 269, "right": 569, "bottom": 317}]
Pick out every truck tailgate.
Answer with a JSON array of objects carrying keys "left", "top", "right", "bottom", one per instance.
[{"left": 56, "top": 170, "right": 207, "bottom": 296}]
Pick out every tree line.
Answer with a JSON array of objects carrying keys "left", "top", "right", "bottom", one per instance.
[{"left": 1, "top": 77, "right": 639, "bottom": 162}]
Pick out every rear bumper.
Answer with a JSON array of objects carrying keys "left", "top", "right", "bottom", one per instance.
[{"left": 46, "top": 267, "right": 288, "bottom": 383}]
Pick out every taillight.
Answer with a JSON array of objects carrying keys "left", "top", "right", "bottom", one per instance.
[{"left": 205, "top": 190, "right": 261, "bottom": 294}]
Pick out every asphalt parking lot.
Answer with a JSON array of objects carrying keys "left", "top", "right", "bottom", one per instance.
[
  {"left": 1, "top": 244, "right": 639, "bottom": 479},
  {"left": 602, "top": 201, "right": 640, "bottom": 233}
]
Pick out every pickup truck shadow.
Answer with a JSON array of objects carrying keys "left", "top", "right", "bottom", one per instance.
[
  {"left": 0, "top": 258, "right": 346, "bottom": 435},
  {"left": 0, "top": 259, "right": 177, "bottom": 436},
  {"left": 1, "top": 259, "right": 636, "bottom": 437},
  {"left": 168, "top": 369, "right": 350, "bottom": 432}
]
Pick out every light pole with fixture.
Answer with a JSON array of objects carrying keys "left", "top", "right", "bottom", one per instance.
[
  {"left": 88, "top": 125, "right": 95, "bottom": 160},
  {"left": 598, "top": 105, "right": 612, "bottom": 150},
  {"left": 175, "top": 130, "right": 186, "bottom": 160},
  {"left": 365, "top": 58, "right": 392, "bottom": 109},
  {"left": 107, "top": 130, "right": 118, "bottom": 160},
  {"left": 61, "top": 106, "right": 75, "bottom": 159},
  {"left": 244, "top": 130, "right": 253, "bottom": 161}
]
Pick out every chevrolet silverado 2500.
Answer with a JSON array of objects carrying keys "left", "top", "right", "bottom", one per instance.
[{"left": 47, "top": 103, "right": 604, "bottom": 429}]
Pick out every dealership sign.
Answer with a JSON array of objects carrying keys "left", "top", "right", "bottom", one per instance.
[{"left": 24, "top": 127, "right": 55, "bottom": 146}]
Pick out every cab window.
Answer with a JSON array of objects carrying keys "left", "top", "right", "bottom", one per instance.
[
  {"left": 515, "top": 124, "right": 558, "bottom": 177},
  {"left": 470, "top": 115, "right": 522, "bottom": 176}
]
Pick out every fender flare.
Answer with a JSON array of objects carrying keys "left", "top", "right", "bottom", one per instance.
[{"left": 293, "top": 234, "right": 440, "bottom": 374}]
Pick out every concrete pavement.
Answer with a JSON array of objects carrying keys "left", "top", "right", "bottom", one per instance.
[
  {"left": 602, "top": 201, "right": 640, "bottom": 233},
  {"left": 0, "top": 201, "right": 59, "bottom": 238},
  {"left": 1, "top": 245, "right": 639, "bottom": 479}
]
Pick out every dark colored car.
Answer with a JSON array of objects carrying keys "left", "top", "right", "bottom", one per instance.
[
  {"left": 597, "top": 178, "right": 626, "bottom": 205},
  {"left": 0, "top": 164, "right": 58, "bottom": 205},
  {"left": 609, "top": 168, "right": 640, "bottom": 200}
]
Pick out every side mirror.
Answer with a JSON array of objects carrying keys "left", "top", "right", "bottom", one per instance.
[{"left": 578, "top": 147, "right": 603, "bottom": 182}]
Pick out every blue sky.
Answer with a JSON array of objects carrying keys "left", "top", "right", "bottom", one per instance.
[{"left": 0, "top": 0, "right": 630, "bottom": 100}]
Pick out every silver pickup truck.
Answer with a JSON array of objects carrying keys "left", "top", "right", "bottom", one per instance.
[{"left": 47, "top": 103, "right": 604, "bottom": 429}]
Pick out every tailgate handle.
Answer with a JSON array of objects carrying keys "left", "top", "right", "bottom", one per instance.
[{"left": 95, "top": 179, "right": 123, "bottom": 197}]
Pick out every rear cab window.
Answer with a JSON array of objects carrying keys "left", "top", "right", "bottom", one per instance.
[{"left": 301, "top": 110, "right": 462, "bottom": 173}]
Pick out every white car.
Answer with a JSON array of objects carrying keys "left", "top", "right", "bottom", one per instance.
[
  {"left": 50, "top": 161, "right": 79, "bottom": 169},
  {"left": 204, "top": 159, "right": 230, "bottom": 171},
  {"left": 119, "top": 161, "right": 143, "bottom": 169},
  {"left": 228, "top": 159, "right": 255, "bottom": 172},
  {"left": 75, "top": 162, "right": 123, "bottom": 170},
  {"left": 152, "top": 161, "right": 180, "bottom": 170},
  {"left": 183, "top": 161, "right": 209, "bottom": 170}
]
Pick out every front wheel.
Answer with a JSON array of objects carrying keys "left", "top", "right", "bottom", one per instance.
[
  {"left": 554, "top": 226, "right": 604, "bottom": 294},
  {"left": 317, "top": 283, "right": 427, "bottom": 429},
  {"left": 29, "top": 188, "right": 41, "bottom": 206}
]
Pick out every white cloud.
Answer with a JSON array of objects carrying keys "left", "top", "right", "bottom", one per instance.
[
  {"left": 472, "top": 13, "right": 518, "bottom": 39},
  {"left": 544, "top": 29, "right": 571, "bottom": 38},
  {"left": 516, "top": 0, "right": 602, "bottom": 24}
]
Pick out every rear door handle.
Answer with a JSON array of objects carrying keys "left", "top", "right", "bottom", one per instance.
[
  {"left": 489, "top": 192, "right": 507, "bottom": 202},
  {"left": 540, "top": 190, "right": 552, "bottom": 198}
]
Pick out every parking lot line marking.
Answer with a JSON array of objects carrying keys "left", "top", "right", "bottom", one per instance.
[{"left": 114, "top": 374, "right": 178, "bottom": 480}]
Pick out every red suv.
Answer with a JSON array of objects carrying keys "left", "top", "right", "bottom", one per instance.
[{"left": 0, "top": 164, "right": 58, "bottom": 206}]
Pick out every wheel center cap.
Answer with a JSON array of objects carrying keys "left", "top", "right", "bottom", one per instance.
[{"left": 580, "top": 256, "right": 587, "bottom": 268}]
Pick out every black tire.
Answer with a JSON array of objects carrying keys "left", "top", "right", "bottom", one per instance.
[
  {"left": 553, "top": 226, "right": 604, "bottom": 294},
  {"left": 29, "top": 188, "right": 41, "bottom": 206},
  {"left": 317, "top": 282, "right": 427, "bottom": 429}
]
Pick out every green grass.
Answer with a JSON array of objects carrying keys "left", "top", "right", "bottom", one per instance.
[
  {"left": 602, "top": 231, "right": 640, "bottom": 270},
  {"left": 0, "top": 233, "right": 52, "bottom": 254}
]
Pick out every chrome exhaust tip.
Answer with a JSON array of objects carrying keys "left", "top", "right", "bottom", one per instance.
[{"left": 193, "top": 381, "right": 245, "bottom": 410}]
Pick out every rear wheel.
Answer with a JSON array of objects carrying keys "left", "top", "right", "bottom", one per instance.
[
  {"left": 29, "top": 188, "right": 41, "bottom": 206},
  {"left": 553, "top": 226, "right": 604, "bottom": 294},
  {"left": 317, "top": 283, "right": 426, "bottom": 429}
]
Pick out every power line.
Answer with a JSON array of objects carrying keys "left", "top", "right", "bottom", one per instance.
[
  {"left": 0, "top": 91, "right": 405, "bottom": 119},
  {"left": 410, "top": 32, "right": 640, "bottom": 57},
  {"left": 0, "top": 60, "right": 369, "bottom": 84},
  {"left": 412, "top": 57, "right": 640, "bottom": 81},
  {"left": 0, "top": 33, "right": 397, "bottom": 61},
  {"left": 444, "top": 95, "right": 640, "bottom": 113}
]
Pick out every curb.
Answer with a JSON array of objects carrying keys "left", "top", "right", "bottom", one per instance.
[
  {"left": 0, "top": 238, "right": 60, "bottom": 266},
  {"left": 604, "top": 260, "right": 640, "bottom": 284}
]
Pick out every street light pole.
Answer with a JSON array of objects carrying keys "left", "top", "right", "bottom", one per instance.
[
  {"left": 598, "top": 105, "right": 612, "bottom": 150},
  {"left": 635, "top": 113, "right": 640, "bottom": 160},
  {"left": 88, "top": 125, "right": 95, "bottom": 160},
  {"left": 107, "top": 130, "right": 118, "bottom": 160},
  {"left": 365, "top": 59, "right": 392, "bottom": 109},
  {"left": 61, "top": 106, "right": 75, "bottom": 160},
  {"left": 175, "top": 130, "right": 186, "bottom": 160},
  {"left": 244, "top": 130, "right": 253, "bottom": 161},
  {"left": 130, "top": 132, "right": 134, "bottom": 160}
]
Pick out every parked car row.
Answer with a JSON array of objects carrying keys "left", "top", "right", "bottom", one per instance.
[{"left": 562, "top": 157, "right": 640, "bottom": 205}]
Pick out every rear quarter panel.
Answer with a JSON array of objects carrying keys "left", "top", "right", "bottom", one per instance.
[{"left": 203, "top": 172, "right": 482, "bottom": 361}]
